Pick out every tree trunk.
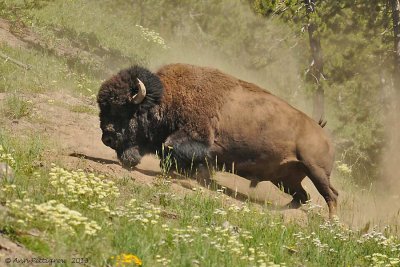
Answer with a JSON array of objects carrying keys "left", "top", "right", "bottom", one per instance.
[
  {"left": 383, "top": 0, "right": 400, "bottom": 190},
  {"left": 391, "top": 0, "right": 400, "bottom": 91},
  {"left": 304, "top": 0, "right": 325, "bottom": 120}
]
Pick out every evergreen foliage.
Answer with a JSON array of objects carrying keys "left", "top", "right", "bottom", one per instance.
[{"left": 251, "top": 1, "right": 394, "bottom": 182}]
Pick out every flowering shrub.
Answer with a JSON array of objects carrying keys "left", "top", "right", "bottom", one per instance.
[
  {"left": 153, "top": 202, "right": 287, "bottom": 267},
  {"left": 49, "top": 165, "right": 119, "bottom": 213},
  {"left": 7, "top": 199, "right": 101, "bottom": 236},
  {"left": 365, "top": 253, "right": 400, "bottom": 266},
  {"left": 136, "top": 25, "right": 168, "bottom": 49},
  {"left": 0, "top": 145, "right": 16, "bottom": 168},
  {"left": 2, "top": 166, "right": 121, "bottom": 237},
  {"left": 336, "top": 161, "right": 352, "bottom": 176},
  {"left": 112, "top": 198, "right": 162, "bottom": 227},
  {"left": 292, "top": 220, "right": 400, "bottom": 265},
  {"left": 358, "top": 229, "right": 400, "bottom": 252}
]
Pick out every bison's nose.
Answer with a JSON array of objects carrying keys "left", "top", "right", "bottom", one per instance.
[{"left": 102, "top": 134, "right": 116, "bottom": 149}]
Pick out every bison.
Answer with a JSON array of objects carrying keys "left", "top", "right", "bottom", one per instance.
[{"left": 97, "top": 63, "right": 338, "bottom": 218}]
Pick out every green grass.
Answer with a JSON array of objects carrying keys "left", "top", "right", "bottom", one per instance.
[
  {"left": 0, "top": 93, "right": 32, "bottom": 119},
  {"left": 68, "top": 104, "right": 97, "bottom": 115},
  {"left": 0, "top": 44, "right": 99, "bottom": 96},
  {"left": 0, "top": 0, "right": 167, "bottom": 99},
  {"left": 26, "top": 0, "right": 166, "bottom": 66},
  {"left": 0, "top": 130, "right": 44, "bottom": 176}
]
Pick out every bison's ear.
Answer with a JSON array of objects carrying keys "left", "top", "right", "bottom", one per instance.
[{"left": 129, "top": 78, "right": 147, "bottom": 104}]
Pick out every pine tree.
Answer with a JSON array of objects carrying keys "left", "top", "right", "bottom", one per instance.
[{"left": 391, "top": 0, "right": 400, "bottom": 92}]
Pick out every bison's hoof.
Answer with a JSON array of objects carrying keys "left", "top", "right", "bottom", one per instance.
[{"left": 119, "top": 147, "right": 142, "bottom": 169}]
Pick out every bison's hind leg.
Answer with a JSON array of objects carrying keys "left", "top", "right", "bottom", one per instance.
[
  {"left": 302, "top": 162, "right": 338, "bottom": 219},
  {"left": 330, "top": 184, "right": 339, "bottom": 197}
]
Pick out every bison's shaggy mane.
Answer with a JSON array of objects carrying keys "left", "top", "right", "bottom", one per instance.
[{"left": 97, "top": 65, "right": 164, "bottom": 113}]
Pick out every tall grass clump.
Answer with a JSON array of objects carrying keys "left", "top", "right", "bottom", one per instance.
[
  {"left": 0, "top": 93, "right": 32, "bottom": 119},
  {"left": 0, "top": 130, "right": 44, "bottom": 176}
]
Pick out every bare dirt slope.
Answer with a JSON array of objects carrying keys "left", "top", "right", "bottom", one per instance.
[{"left": 0, "top": 234, "right": 34, "bottom": 265}]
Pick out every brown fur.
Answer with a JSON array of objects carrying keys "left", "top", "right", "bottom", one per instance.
[
  {"left": 156, "top": 64, "right": 237, "bottom": 144},
  {"left": 98, "top": 63, "right": 338, "bottom": 218}
]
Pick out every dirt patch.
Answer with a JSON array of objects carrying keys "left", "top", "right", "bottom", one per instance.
[
  {"left": 0, "top": 234, "right": 34, "bottom": 264},
  {"left": 0, "top": 203, "right": 33, "bottom": 263},
  {"left": 0, "top": 19, "right": 29, "bottom": 49}
]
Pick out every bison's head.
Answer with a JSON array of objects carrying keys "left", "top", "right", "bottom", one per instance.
[{"left": 97, "top": 66, "right": 164, "bottom": 168}]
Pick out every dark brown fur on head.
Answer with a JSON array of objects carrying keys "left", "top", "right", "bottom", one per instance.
[
  {"left": 97, "top": 65, "right": 164, "bottom": 112},
  {"left": 97, "top": 65, "right": 164, "bottom": 168}
]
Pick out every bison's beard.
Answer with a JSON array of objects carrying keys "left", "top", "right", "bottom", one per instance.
[{"left": 117, "top": 147, "right": 142, "bottom": 169}]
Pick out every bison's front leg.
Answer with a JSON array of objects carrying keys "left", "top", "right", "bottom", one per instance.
[
  {"left": 162, "top": 131, "right": 214, "bottom": 186},
  {"left": 273, "top": 179, "right": 309, "bottom": 209}
]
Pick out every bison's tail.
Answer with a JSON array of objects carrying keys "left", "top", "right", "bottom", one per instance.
[{"left": 318, "top": 117, "right": 327, "bottom": 128}]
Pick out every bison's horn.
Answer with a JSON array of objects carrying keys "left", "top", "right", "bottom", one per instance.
[{"left": 131, "top": 78, "right": 147, "bottom": 104}]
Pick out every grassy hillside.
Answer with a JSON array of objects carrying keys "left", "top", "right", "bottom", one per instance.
[
  {"left": 1, "top": 129, "right": 399, "bottom": 266},
  {"left": 0, "top": 1, "right": 399, "bottom": 266},
  {"left": 1, "top": 127, "right": 399, "bottom": 266}
]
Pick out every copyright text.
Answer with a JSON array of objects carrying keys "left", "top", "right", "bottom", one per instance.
[{"left": 4, "top": 257, "right": 67, "bottom": 265}]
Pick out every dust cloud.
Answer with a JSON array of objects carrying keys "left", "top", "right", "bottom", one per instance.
[
  {"left": 374, "top": 95, "right": 400, "bottom": 228},
  {"left": 382, "top": 96, "right": 400, "bottom": 193},
  {"left": 147, "top": 8, "right": 310, "bottom": 114},
  {"left": 335, "top": 94, "right": 400, "bottom": 230}
]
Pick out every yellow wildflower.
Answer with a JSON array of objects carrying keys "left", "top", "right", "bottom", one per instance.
[{"left": 112, "top": 253, "right": 142, "bottom": 266}]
